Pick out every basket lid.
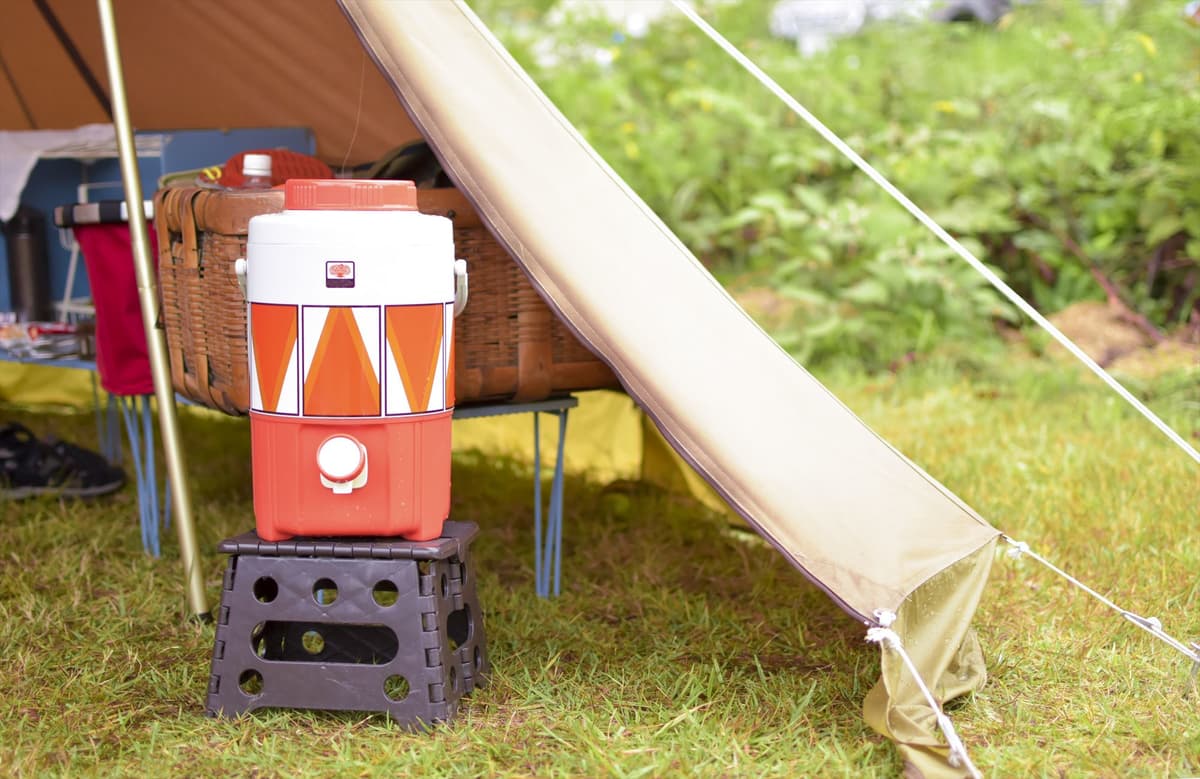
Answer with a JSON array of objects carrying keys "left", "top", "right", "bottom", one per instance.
[{"left": 284, "top": 179, "right": 418, "bottom": 211}]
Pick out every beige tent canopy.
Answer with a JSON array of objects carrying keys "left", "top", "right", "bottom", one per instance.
[{"left": 4, "top": 1, "right": 999, "bottom": 775}]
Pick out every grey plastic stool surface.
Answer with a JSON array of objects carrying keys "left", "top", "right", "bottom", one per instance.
[{"left": 206, "top": 521, "right": 489, "bottom": 727}]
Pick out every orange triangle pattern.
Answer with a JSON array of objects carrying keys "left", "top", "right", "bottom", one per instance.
[
  {"left": 250, "top": 303, "right": 297, "bottom": 413},
  {"left": 304, "top": 307, "right": 380, "bottom": 416},
  {"left": 385, "top": 304, "right": 444, "bottom": 413}
]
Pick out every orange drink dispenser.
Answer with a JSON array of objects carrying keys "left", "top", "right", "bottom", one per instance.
[{"left": 242, "top": 179, "right": 465, "bottom": 541}]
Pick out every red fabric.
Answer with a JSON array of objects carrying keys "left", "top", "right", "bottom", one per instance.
[{"left": 73, "top": 223, "right": 157, "bottom": 396}]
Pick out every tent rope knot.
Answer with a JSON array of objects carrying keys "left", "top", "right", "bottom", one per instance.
[
  {"left": 1123, "top": 612, "right": 1163, "bottom": 633},
  {"left": 1120, "top": 612, "right": 1200, "bottom": 668},
  {"left": 865, "top": 626, "right": 898, "bottom": 648},
  {"left": 866, "top": 610, "right": 981, "bottom": 778},
  {"left": 873, "top": 608, "right": 897, "bottom": 628},
  {"left": 1004, "top": 537, "right": 1031, "bottom": 560}
]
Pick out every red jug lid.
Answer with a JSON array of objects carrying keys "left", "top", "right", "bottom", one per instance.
[{"left": 284, "top": 179, "right": 417, "bottom": 211}]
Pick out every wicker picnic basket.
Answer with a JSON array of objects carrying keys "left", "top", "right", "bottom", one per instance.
[{"left": 153, "top": 185, "right": 618, "bottom": 415}]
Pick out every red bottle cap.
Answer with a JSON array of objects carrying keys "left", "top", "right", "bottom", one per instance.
[{"left": 284, "top": 179, "right": 418, "bottom": 211}]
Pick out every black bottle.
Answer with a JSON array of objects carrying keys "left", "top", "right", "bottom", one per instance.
[{"left": 3, "top": 205, "right": 53, "bottom": 321}]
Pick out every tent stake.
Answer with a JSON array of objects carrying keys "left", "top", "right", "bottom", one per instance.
[{"left": 96, "top": 0, "right": 208, "bottom": 619}]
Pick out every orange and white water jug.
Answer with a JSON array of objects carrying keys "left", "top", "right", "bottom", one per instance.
[{"left": 242, "top": 179, "right": 466, "bottom": 541}]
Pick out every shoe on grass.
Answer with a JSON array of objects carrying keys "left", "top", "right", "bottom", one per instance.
[{"left": 0, "top": 423, "right": 126, "bottom": 500}]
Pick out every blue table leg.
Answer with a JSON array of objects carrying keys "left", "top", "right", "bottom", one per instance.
[
  {"left": 532, "top": 408, "right": 570, "bottom": 598},
  {"left": 533, "top": 413, "right": 544, "bottom": 595},
  {"left": 90, "top": 375, "right": 123, "bottom": 465},
  {"left": 550, "top": 409, "right": 567, "bottom": 596},
  {"left": 117, "top": 394, "right": 164, "bottom": 557},
  {"left": 105, "top": 394, "right": 122, "bottom": 465}
]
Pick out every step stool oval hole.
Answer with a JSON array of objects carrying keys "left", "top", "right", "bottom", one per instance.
[
  {"left": 447, "top": 605, "right": 470, "bottom": 651},
  {"left": 449, "top": 665, "right": 458, "bottom": 692},
  {"left": 473, "top": 646, "right": 481, "bottom": 671},
  {"left": 238, "top": 669, "right": 264, "bottom": 697},
  {"left": 250, "top": 622, "right": 268, "bottom": 658},
  {"left": 372, "top": 580, "right": 399, "bottom": 607},
  {"left": 253, "top": 577, "right": 278, "bottom": 603},
  {"left": 383, "top": 674, "right": 410, "bottom": 701},
  {"left": 313, "top": 578, "right": 338, "bottom": 605},
  {"left": 440, "top": 573, "right": 448, "bottom": 597}
]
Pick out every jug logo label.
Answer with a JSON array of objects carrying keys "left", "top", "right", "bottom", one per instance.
[{"left": 325, "top": 261, "right": 355, "bottom": 288}]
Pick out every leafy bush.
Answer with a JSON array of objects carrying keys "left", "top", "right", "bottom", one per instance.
[{"left": 473, "top": 0, "right": 1200, "bottom": 370}]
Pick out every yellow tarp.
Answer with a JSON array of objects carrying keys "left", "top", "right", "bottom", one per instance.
[
  {"left": 1, "top": 370, "right": 730, "bottom": 519},
  {"left": 0, "top": 365, "right": 98, "bottom": 409}
]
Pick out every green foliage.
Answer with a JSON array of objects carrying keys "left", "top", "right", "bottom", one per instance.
[{"left": 472, "top": 0, "right": 1200, "bottom": 370}]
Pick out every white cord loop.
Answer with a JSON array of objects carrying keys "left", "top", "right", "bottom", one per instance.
[
  {"left": 1005, "top": 538, "right": 1030, "bottom": 560},
  {"left": 866, "top": 610, "right": 982, "bottom": 779}
]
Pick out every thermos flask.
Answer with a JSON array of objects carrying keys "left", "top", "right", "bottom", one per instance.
[{"left": 4, "top": 205, "right": 53, "bottom": 321}]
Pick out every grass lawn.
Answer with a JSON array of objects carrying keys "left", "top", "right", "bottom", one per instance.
[{"left": 0, "top": 353, "right": 1196, "bottom": 777}]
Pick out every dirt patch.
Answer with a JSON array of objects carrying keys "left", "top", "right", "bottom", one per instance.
[
  {"left": 1044, "top": 300, "right": 1199, "bottom": 378},
  {"left": 1045, "top": 301, "right": 1156, "bottom": 367},
  {"left": 1109, "top": 339, "right": 1200, "bottom": 379}
]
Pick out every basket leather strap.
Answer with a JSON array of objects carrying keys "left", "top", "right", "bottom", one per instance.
[
  {"left": 155, "top": 188, "right": 189, "bottom": 404},
  {"left": 179, "top": 189, "right": 217, "bottom": 409}
]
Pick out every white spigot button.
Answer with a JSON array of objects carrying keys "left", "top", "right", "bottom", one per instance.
[{"left": 316, "top": 435, "right": 366, "bottom": 482}]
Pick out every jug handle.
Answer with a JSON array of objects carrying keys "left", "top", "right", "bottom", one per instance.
[{"left": 453, "top": 259, "right": 469, "bottom": 317}]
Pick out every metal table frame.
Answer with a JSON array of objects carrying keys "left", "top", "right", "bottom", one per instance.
[
  {"left": 5, "top": 335, "right": 579, "bottom": 601},
  {"left": 454, "top": 395, "right": 577, "bottom": 598}
]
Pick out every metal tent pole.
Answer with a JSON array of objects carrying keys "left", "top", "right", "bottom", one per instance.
[{"left": 96, "top": 0, "right": 209, "bottom": 619}]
